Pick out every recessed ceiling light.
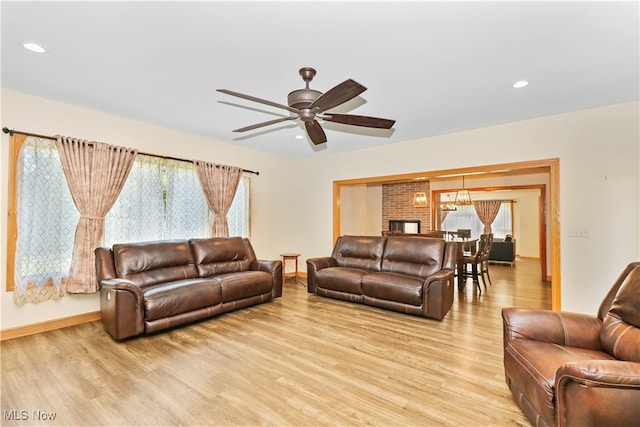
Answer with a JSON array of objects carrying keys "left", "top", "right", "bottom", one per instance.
[
  {"left": 295, "top": 135, "right": 304, "bottom": 139},
  {"left": 512, "top": 80, "right": 529, "bottom": 89},
  {"left": 22, "top": 42, "right": 46, "bottom": 53}
]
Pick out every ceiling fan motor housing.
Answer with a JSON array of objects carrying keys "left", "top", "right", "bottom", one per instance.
[{"left": 287, "top": 88, "right": 322, "bottom": 110}]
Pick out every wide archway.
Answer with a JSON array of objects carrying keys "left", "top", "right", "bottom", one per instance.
[{"left": 332, "top": 158, "right": 560, "bottom": 310}]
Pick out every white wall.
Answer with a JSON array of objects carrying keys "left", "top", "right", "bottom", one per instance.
[
  {"left": 1, "top": 89, "right": 639, "bottom": 331},
  {"left": 340, "top": 184, "right": 382, "bottom": 236}
]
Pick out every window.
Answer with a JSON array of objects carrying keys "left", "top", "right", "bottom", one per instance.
[
  {"left": 442, "top": 205, "right": 483, "bottom": 237},
  {"left": 10, "top": 136, "right": 77, "bottom": 302},
  {"left": 490, "top": 202, "right": 514, "bottom": 238},
  {"left": 441, "top": 201, "right": 513, "bottom": 239},
  {"left": 104, "top": 155, "right": 251, "bottom": 245},
  {"left": 7, "top": 135, "right": 250, "bottom": 296},
  {"left": 227, "top": 175, "right": 250, "bottom": 238},
  {"left": 103, "top": 155, "right": 213, "bottom": 244}
]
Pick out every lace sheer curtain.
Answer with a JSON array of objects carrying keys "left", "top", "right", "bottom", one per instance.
[
  {"left": 227, "top": 175, "right": 250, "bottom": 237},
  {"left": 13, "top": 137, "right": 77, "bottom": 304},
  {"left": 103, "top": 155, "right": 165, "bottom": 243},
  {"left": 56, "top": 136, "right": 137, "bottom": 293},
  {"left": 165, "top": 159, "right": 213, "bottom": 239},
  {"left": 103, "top": 155, "right": 212, "bottom": 245}
]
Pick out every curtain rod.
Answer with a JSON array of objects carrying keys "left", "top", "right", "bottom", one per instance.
[{"left": 2, "top": 127, "right": 259, "bottom": 176}]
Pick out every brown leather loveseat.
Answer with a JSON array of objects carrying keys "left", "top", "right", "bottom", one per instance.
[
  {"left": 95, "top": 237, "right": 282, "bottom": 340},
  {"left": 306, "top": 235, "right": 457, "bottom": 320},
  {"left": 502, "top": 262, "right": 640, "bottom": 426}
]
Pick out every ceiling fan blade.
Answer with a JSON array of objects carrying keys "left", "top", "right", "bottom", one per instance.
[
  {"left": 305, "top": 120, "right": 327, "bottom": 145},
  {"left": 321, "top": 113, "right": 396, "bottom": 129},
  {"left": 232, "top": 116, "right": 298, "bottom": 132},
  {"left": 217, "top": 89, "right": 299, "bottom": 114},
  {"left": 309, "top": 79, "right": 367, "bottom": 113}
]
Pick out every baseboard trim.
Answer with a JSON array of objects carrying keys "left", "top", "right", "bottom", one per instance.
[
  {"left": 1, "top": 311, "right": 101, "bottom": 341},
  {"left": 2, "top": 276, "right": 303, "bottom": 341}
]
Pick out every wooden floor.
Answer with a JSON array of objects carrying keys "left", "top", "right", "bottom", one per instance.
[{"left": 1, "top": 259, "right": 550, "bottom": 427}]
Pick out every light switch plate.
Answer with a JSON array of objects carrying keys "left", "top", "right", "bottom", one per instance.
[{"left": 568, "top": 227, "right": 590, "bottom": 238}]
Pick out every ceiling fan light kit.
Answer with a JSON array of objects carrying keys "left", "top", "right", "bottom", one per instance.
[{"left": 217, "top": 67, "right": 396, "bottom": 146}]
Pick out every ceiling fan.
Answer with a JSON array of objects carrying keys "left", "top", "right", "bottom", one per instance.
[{"left": 217, "top": 67, "right": 396, "bottom": 145}]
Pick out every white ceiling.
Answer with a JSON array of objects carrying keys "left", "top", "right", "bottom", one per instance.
[{"left": 2, "top": 1, "right": 638, "bottom": 159}]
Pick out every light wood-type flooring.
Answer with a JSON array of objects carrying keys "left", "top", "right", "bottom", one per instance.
[{"left": 1, "top": 259, "right": 550, "bottom": 426}]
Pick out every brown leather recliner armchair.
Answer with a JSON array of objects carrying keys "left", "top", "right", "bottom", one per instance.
[{"left": 502, "top": 262, "right": 640, "bottom": 427}]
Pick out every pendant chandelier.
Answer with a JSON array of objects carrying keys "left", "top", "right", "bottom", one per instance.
[
  {"left": 440, "top": 193, "right": 457, "bottom": 211},
  {"left": 454, "top": 175, "right": 473, "bottom": 206},
  {"left": 412, "top": 192, "right": 428, "bottom": 207}
]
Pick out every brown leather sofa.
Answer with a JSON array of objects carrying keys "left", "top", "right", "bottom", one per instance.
[
  {"left": 502, "top": 262, "right": 640, "bottom": 427},
  {"left": 95, "top": 237, "right": 282, "bottom": 340},
  {"left": 306, "top": 235, "right": 457, "bottom": 320}
]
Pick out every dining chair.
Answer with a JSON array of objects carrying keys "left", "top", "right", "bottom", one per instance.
[
  {"left": 479, "top": 233, "right": 494, "bottom": 287},
  {"left": 463, "top": 234, "right": 493, "bottom": 292}
]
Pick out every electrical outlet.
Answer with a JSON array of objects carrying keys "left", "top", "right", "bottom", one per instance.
[{"left": 568, "top": 227, "right": 590, "bottom": 238}]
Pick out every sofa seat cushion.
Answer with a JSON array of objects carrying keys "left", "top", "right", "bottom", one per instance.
[
  {"left": 361, "top": 272, "right": 424, "bottom": 306},
  {"left": 505, "top": 339, "right": 615, "bottom": 424},
  {"left": 143, "top": 278, "right": 222, "bottom": 321},
  {"left": 315, "top": 267, "right": 367, "bottom": 294},
  {"left": 216, "top": 271, "right": 273, "bottom": 302}
]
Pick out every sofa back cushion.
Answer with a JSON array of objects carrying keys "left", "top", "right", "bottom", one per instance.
[
  {"left": 598, "top": 261, "right": 640, "bottom": 320},
  {"left": 190, "top": 237, "right": 255, "bottom": 277},
  {"left": 381, "top": 237, "right": 445, "bottom": 279},
  {"left": 600, "top": 265, "right": 640, "bottom": 362},
  {"left": 112, "top": 240, "right": 197, "bottom": 288},
  {"left": 331, "top": 235, "right": 386, "bottom": 271}
]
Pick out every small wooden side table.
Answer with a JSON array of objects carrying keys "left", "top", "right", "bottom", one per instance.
[{"left": 280, "top": 253, "right": 302, "bottom": 284}]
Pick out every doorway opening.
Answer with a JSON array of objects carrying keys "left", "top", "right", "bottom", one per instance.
[{"left": 332, "top": 159, "right": 560, "bottom": 310}]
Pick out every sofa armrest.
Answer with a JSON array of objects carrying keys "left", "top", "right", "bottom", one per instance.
[
  {"left": 251, "top": 259, "right": 283, "bottom": 298},
  {"left": 420, "top": 268, "right": 455, "bottom": 320},
  {"left": 423, "top": 268, "right": 454, "bottom": 287},
  {"left": 558, "top": 360, "right": 640, "bottom": 389},
  {"left": 306, "top": 257, "right": 337, "bottom": 293},
  {"left": 99, "top": 278, "right": 145, "bottom": 340},
  {"left": 502, "top": 307, "right": 603, "bottom": 351},
  {"left": 556, "top": 360, "right": 640, "bottom": 426},
  {"left": 100, "top": 278, "right": 143, "bottom": 301}
]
